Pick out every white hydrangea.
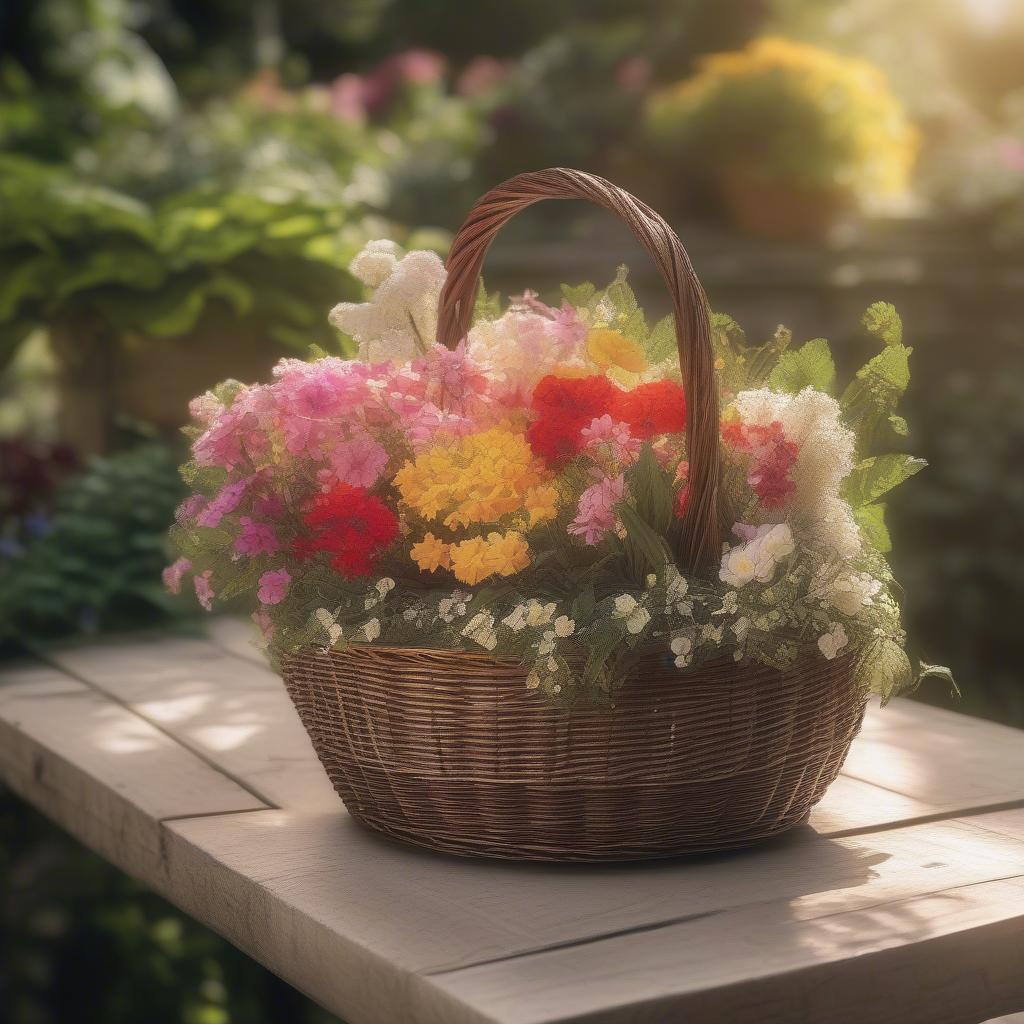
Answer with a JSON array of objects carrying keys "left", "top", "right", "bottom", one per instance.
[
  {"left": 315, "top": 607, "right": 344, "bottom": 646},
  {"left": 731, "top": 387, "right": 861, "bottom": 557},
  {"left": 329, "top": 242, "right": 446, "bottom": 363}
]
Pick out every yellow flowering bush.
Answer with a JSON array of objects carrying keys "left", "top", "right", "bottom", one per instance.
[{"left": 645, "top": 36, "right": 916, "bottom": 204}]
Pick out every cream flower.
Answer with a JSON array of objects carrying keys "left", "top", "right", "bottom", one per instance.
[
  {"left": 818, "top": 622, "right": 849, "bottom": 660},
  {"left": 612, "top": 594, "right": 651, "bottom": 634},
  {"left": 670, "top": 636, "right": 693, "bottom": 668},
  {"left": 315, "top": 607, "right": 344, "bottom": 646},
  {"left": 828, "top": 572, "right": 881, "bottom": 617}
]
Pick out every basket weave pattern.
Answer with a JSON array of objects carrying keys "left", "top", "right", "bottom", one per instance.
[{"left": 284, "top": 647, "right": 866, "bottom": 860}]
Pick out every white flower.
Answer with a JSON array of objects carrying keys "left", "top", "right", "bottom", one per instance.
[
  {"left": 828, "top": 573, "right": 881, "bottom": 617},
  {"left": 670, "top": 636, "right": 693, "bottom": 668},
  {"left": 720, "top": 524, "right": 794, "bottom": 588},
  {"left": 462, "top": 612, "right": 498, "bottom": 651},
  {"left": 329, "top": 247, "right": 445, "bottom": 364},
  {"left": 720, "top": 547, "right": 758, "bottom": 588},
  {"left": 376, "top": 577, "right": 396, "bottom": 596},
  {"left": 818, "top": 622, "right": 849, "bottom": 660},
  {"left": 525, "top": 600, "right": 557, "bottom": 627},
  {"left": 438, "top": 592, "right": 469, "bottom": 622},
  {"left": 611, "top": 594, "right": 652, "bottom": 634},
  {"left": 362, "top": 618, "right": 381, "bottom": 643},
  {"left": 526, "top": 670, "right": 541, "bottom": 690},
  {"left": 315, "top": 608, "right": 344, "bottom": 646},
  {"left": 714, "top": 591, "right": 739, "bottom": 616},
  {"left": 732, "top": 617, "right": 751, "bottom": 642},
  {"left": 552, "top": 615, "right": 576, "bottom": 637},
  {"left": 502, "top": 603, "right": 529, "bottom": 632},
  {"left": 537, "top": 634, "right": 556, "bottom": 656}
]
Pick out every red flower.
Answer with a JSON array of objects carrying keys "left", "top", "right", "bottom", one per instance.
[
  {"left": 527, "top": 375, "right": 616, "bottom": 465},
  {"left": 611, "top": 381, "right": 686, "bottom": 439},
  {"left": 723, "top": 420, "right": 798, "bottom": 509},
  {"left": 296, "top": 484, "right": 399, "bottom": 577}
]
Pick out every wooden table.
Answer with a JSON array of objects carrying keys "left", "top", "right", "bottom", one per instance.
[{"left": 2, "top": 622, "right": 1024, "bottom": 1024}]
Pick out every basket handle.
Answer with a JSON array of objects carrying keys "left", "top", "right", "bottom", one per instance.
[{"left": 436, "top": 168, "right": 721, "bottom": 576}]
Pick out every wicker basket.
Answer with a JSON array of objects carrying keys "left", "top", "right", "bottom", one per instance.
[{"left": 282, "top": 168, "right": 869, "bottom": 861}]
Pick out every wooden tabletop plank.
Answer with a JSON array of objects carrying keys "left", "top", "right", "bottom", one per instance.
[
  {"left": 164, "top": 810, "right": 1024, "bottom": 1024},
  {"left": 41, "top": 635, "right": 337, "bottom": 812},
  {"left": 4, "top": 639, "right": 1024, "bottom": 1024},
  {"left": 0, "top": 659, "right": 267, "bottom": 886}
]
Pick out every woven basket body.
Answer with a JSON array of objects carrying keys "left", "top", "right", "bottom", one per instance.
[{"left": 283, "top": 647, "right": 866, "bottom": 860}]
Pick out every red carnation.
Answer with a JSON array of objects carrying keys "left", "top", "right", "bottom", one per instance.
[
  {"left": 527, "top": 375, "right": 617, "bottom": 465},
  {"left": 296, "top": 483, "right": 399, "bottom": 577},
  {"left": 611, "top": 380, "right": 687, "bottom": 439}
]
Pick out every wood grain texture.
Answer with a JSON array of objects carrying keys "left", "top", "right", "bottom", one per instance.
[
  {"left": 0, "top": 659, "right": 266, "bottom": 886},
  {"left": 42, "top": 634, "right": 337, "bottom": 811},
  {"left": 167, "top": 811, "right": 1024, "bottom": 1024},
  {"left": 3, "top": 639, "right": 1024, "bottom": 1024}
]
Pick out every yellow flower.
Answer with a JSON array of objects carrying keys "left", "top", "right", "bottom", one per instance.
[
  {"left": 524, "top": 484, "right": 559, "bottom": 527},
  {"left": 587, "top": 328, "right": 648, "bottom": 374},
  {"left": 410, "top": 533, "right": 450, "bottom": 573},
  {"left": 449, "top": 531, "right": 531, "bottom": 585},
  {"left": 395, "top": 428, "right": 556, "bottom": 532}
]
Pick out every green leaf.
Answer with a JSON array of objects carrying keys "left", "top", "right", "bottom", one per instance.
[
  {"left": 888, "top": 414, "right": 909, "bottom": 437},
  {"left": 472, "top": 279, "right": 502, "bottom": 323},
  {"left": 853, "top": 502, "right": 891, "bottom": 552},
  {"left": 561, "top": 281, "right": 596, "bottom": 307},
  {"left": 862, "top": 301, "right": 903, "bottom": 347},
  {"left": 645, "top": 315, "right": 677, "bottom": 364},
  {"left": 857, "top": 637, "right": 914, "bottom": 705},
  {"left": 618, "top": 503, "right": 673, "bottom": 575},
  {"left": 767, "top": 337, "right": 836, "bottom": 395},
  {"left": 844, "top": 454, "right": 926, "bottom": 507},
  {"left": 841, "top": 343, "right": 912, "bottom": 455},
  {"left": 918, "top": 661, "right": 959, "bottom": 698}
]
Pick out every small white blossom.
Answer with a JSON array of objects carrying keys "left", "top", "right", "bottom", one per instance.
[
  {"left": 828, "top": 573, "right": 881, "bottom": 617},
  {"left": 462, "top": 612, "right": 498, "bottom": 650},
  {"left": 670, "top": 636, "right": 693, "bottom": 668},
  {"left": 315, "top": 608, "right": 344, "bottom": 646},
  {"left": 612, "top": 594, "right": 651, "bottom": 634},
  {"left": 362, "top": 618, "right": 381, "bottom": 643},
  {"left": 818, "top": 622, "right": 849, "bottom": 660},
  {"left": 552, "top": 615, "right": 576, "bottom": 637}
]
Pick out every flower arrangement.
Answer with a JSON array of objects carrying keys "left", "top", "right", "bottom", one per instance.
[
  {"left": 167, "top": 238, "right": 944, "bottom": 705},
  {"left": 644, "top": 37, "right": 917, "bottom": 213}
]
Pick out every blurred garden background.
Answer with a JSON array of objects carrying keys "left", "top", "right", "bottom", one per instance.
[{"left": 1, "top": 0, "right": 1021, "bottom": 1020}]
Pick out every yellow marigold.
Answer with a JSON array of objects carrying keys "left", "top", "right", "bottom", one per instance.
[
  {"left": 410, "top": 532, "right": 450, "bottom": 573},
  {"left": 524, "top": 484, "right": 559, "bottom": 527},
  {"left": 587, "top": 328, "right": 648, "bottom": 374},
  {"left": 449, "top": 531, "right": 531, "bottom": 586},
  {"left": 395, "top": 428, "right": 556, "bottom": 532}
]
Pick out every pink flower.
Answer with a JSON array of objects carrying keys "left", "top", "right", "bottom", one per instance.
[
  {"left": 175, "top": 495, "right": 205, "bottom": 523},
  {"left": 235, "top": 517, "right": 280, "bottom": 556},
  {"left": 162, "top": 558, "right": 191, "bottom": 594},
  {"left": 252, "top": 607, "right": 276, "bottom": 640},
  {"left": 581, "top": 414, "right": 641, "bottom": 462},
  {"left": 412, "top": 342, "right": 493, "bottom": 417},
  {"left": 253, "top": 494, "right": 285, "bottom": 518},
  {"left": 568, "top": 474, "right": 625, "bottom": 545},
  {"left": 193, "top": 570, "right": 215, "bottom": 611},
  {"left": 197, "top": 478, "right": 250, "bottom": 528},
  {"left": 322, "top": 432, "right": 389, "bottom": 489},
  {"left": 257, "top": 568, "right": 291, "bottom": 605}
]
